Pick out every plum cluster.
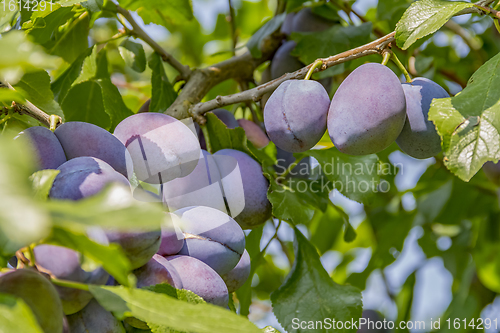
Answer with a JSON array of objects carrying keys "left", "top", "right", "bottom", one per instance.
[
  {"left": 264, "top": 62, "right": 450, "bottom": 159},
  {"left": 10, "top": 113, "right": 267, "bottom": 332}
]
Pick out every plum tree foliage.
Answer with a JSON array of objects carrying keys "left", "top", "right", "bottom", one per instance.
[{"left": 1, "top": 0, "right": 500, "bottom": 332}]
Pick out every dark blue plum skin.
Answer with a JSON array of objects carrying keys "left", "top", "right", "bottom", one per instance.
[
  {"left": 214, "top": 149, "right": 272, "bottom": 229},
  {"left": 396, "top": 77, "right": 449, "bottom": 159},
  {"left": 328, "top": 63, "right": 407, "bottom": 155},
  {"left": 114, "top": 113, "right": 200, "bottom": 184},
  {"left": 54, "top": 122, "right": 132, "bottom": 178},
  {"left": 483, "top": 161, "right": 500, "bottom": 185},
  {"left": 158, "top": 214, "right": 184, "bottom": 256},
  {"left": 134, "top": 254, "right": 183, "bottom": 289},
  {"left": 49, "top": 157, "right": 130, "bottom": 201},
  {"left": 291, "top": 8, "right": 336, "bottom": 33},
  {"left": 165, "top": 255, "right": 229, "bottom": 307},
  {"left": 275, "top": 147, "right": 310, "bottom": 179},
  {"left": 0, "top": 269, "right": 64, "bottom": 333},
  {"left": 15, "top": 126, "right": 67, "bottom": 170},
  {"left": 175, "top": 206, "right": 245, "bottom": 275},
  {"left": 281, "top": 13, "right": 295, "bottom": 35},
  {"left": 270, "top": 41, "right": 303, "bottom": 80},
  {"left": 67, "top": 299, "right": 125, "bottom": 333},
  {"left": 34, "top": 244, "right": 109, "bottom": 315},
  {"left": 221, "top": 249, "right": 251, "bottom": 293},
  {"left": 264, "top": 80, "right": 330, "bottom": 153},
  {"left": 106, "top": 230, "right": 161, "bottom": 270}
]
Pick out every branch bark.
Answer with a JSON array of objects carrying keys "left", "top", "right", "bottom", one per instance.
[
  {"left": 166, "top": 31, "right": 284, "bottom": 122},
  {"left": 116, "top": 6, "right": 192, "bottom": 80},
  {"left": 190, "top": 32, "right": 396, "bottom": 121}
]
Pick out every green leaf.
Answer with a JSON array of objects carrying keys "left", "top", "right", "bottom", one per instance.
[
  {"left": 89, "top": 285, "right": 261, "bottom": 333},
  {"left": 247, "top": 13, "right": 286, "bottom": 59},
  {"left": 61, "top": 80, "right": 110, "bottom": 128},
  {"left": 304, "top": 148, "right": 380, "bottom": 204},
  {"left": 205, "top": 112, "right": 248, "bottom": 153},
  {"left": 14, "top": 71, "right": 64, "bottom": 119},
  {"left": 286, "top": 0, "right": 307, "bottom": 12},
  {"left": 46, "top": 183, "right": 164, "bottom": 230},
  {"left": 428, "top": 52, "right": 500, "bottom": 181},
  {"left": 47, "top": 10, "right": 90, "bottom": 63},
  {"left": 144, "top": 284, "right": 205, "bottom": 305},
  {"left": 26, "top": 6, "right": 73, "bottom": 45},
  {"left": 118, "top": 0, "right": 194, "bottom": 26},
  {"left": 149, "top": 53, "right": 177, "bottom": 113},
  {"left": 119, "top": 40, "right": 147, "bottom": 73},
  {"left": 271, "top": 228, "right": 362, "bottom": 333},
  {"left": 290, "top": 23, "right": 372, "bottom": 78},
  {"left": 262, "top": 327, "right": 280, "bottom": 333},
  {"left": 30, "top": 169, "right": 59, "bottom": 200},
  {"left": 267, "top": 181, "right": 315, "bottom": 226},
  {"left": 0, "top": 293, "right": 44, "bottom": 333},
  {"left": 376, "top": 0, "right": 411, "bottom": 28},
  {"left": 395, "top": 0, "right": 474, "bottom": 50},
  {"left": 51, "top": 47, "right": 93, "bottom": 102},
  {"left": 48, "top": 225, "right": 133, "bottom": 286},
  {"left": 0, "top": 88, "right": 26, "bottom": 107},
  {"left": 0, "top": 31, "right": 61, "bottom": 84}
]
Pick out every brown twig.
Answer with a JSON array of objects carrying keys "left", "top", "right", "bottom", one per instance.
[
  {"left": 116, "top": 5, "right": 192, "bottom": 80},
  {"left": 190, "top": 32, "right": 395, "bottom": 119}
]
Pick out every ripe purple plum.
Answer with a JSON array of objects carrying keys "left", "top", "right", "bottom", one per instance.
[
  {"left": 137, "top": 99, "right": 150, "bottom": 113},
  {"left": 34, "top": 244, "right": 109, "bottom": 314},
  {"left": 291, "top": 8, "right": 335, "bottom": 33},
  {"left": 328, "top": 63, "right": 406, "bottom": 155},
  {"left": 106, "top": 230, "right": 161, "bottom": 270},
  {"left": 281, "top": 12, "right": 295, "bottom": 35},
  {"left": 49, "top": 157, "right": 130, "bottom": 201},
  {"left": 54, "top": 122, "right": 133, "bottom": 178},
  {"left": 67, "top": 299, "right": 125, "bottom": 333},
  {"left": 158, "top": 214, "right": 184, "bottom": 256},
  {"left": 221, "top": 249, "right": 251, "bottom": 293},
  {"left": 134, "top": 254, "right": 183, "bottom": 289},
  {"left": 114, "top": 113, "right": 200, "bottom": 184},
  {"left": 483, "top": 161, "right": 500, "bottom": 185},
  {"left": 210, "top": 109, "right": 239, "bottom": 129},
  {"left": 15, "top": 126, "right": 67, "bottom": 170},
  {"left": 0, "top": 269, "right": 64, "bottom": 333},
  {"left": 238, "top": 119, "right": 270, "bottom": 149},
  {"left": 396, "top": 77, "right": 448, "bottom": 159},
  {"left": 275, "top": 148, "right": 310, "bottom": 179},
  {"left": 214, "top": 149, "right": 272, "bottom": 229},
  {"left": 264, "top": 80, "right": 330, "bottom": 153},
  {"left": 270, "top": 41, "right": 303, "bottom": 80},
  {"left": 175, "top": 206, "right": 245, "bottom": 275},
  {"left": 165, "top": 255, "right": 229, "bottom": 307}
]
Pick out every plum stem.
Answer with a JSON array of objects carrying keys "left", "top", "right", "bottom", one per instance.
[
  {"left": 391, "top": 53, "right": 412, "bottom": 83},
  {"left": 381, "top": 50, "right": 391, "bottom": 66},
  {"left": 49, "top": 115, "right": 61, "bottom": 132},
  {"left": 304, "top": 60, "right": 324, "bottom": 80},
  {"left": 51, "top": 277, "right": 90, "bottom": 291},
  {"left": 201, "top": 124, "right": 213, "bottom": 153}
]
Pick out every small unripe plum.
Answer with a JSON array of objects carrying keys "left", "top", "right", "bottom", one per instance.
[
  {"left": 49, "top": 157, "right": 130, "bottom": 201},
  {"left": 106, "top": 230, "right": 161, "bottom": 270},
  {"left": 291, "top": 8, "right": 336, "bottom": 33},
  {"left": 396, "top": 77, "right": 448, "bottom": 159},
  {"left": 238, "top": 119, "right": 269, "bottom": 149},
  {"left": 54, "top": 121, "right": 133, "bottom": 178},
  {"left": 221, "top": 249, "right": 251, "bottom": 293},
  {"left": 34, "top": 244, "right": 109, "bottom": 315},
  {"left": 328, "top": 63, "right": 406, "bottom": 155},
  {"left": 214, "top": 149, "right": 272, "bottom": 229},
  {"left": 264, "top": 80, "right": 330, "bottom": 153},
  {"left": 175, "top": 206, "right": 245, "bottom": 275},
  {"left": 114, "top": 113, "right": 200, "bottom": 184},
  {"left": 67, "top": 299, "right": 125, "bottom": 333},
  {"left": 15, "top": 126, "right": 67, "bottom": 170},
  {"left": 165, "top": 255, "right": 229, "bottom": 307},
  {"left": 134, "top": 254, "right": 183, "bottom": 289},
  {"left": 0, "top": 269, "right": 64, "bottom": 333}
]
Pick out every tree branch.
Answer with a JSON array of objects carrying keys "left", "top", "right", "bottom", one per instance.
[
  {"left": 116, "top": 6, "right": 192, "bottom": 80},
  {"left": 190, "top": 32, "right": 395, "bottom": 120},
  {"left": 166, "top": 31, "right": 284, "bottom": 121}
]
